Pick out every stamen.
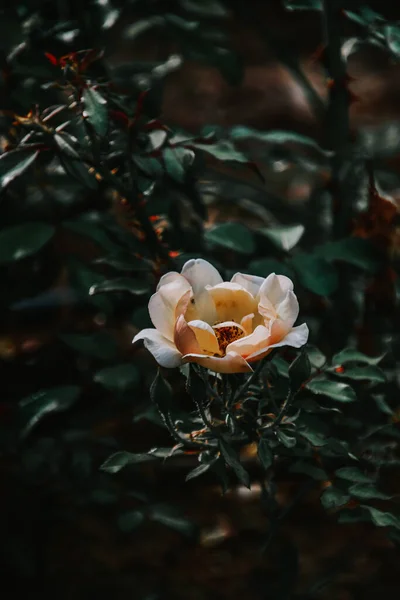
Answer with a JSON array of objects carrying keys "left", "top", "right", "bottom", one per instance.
[{"left": 214, "top": 325, "right": 244, "bottom": 354}]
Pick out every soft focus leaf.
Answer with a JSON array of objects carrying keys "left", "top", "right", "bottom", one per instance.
[
  {"left": 205, "top": 222, "right": 255, "bottom": 255},
  {"left": 19, "top": 386, "right": 81, "bottom": 439},
  {"left": 349, "top": 483, "right": 392, "bottom": 500},
  {"left": 306, "top": 378, "right": 357, "bottom": 402},
  {"left": 101, "top": 451, "right": 158, "bottom": 473},
  {"left": 332, "top": 348, "right": 385, "bottom": 366},
  {"left": 335, "top": 467, "right": 374, "bottom": 483},
  {"left": 289, "top": 460, "right": 327, "bottom": 480},
  {"left": 320, "top": 486, "right": 350, "bottom": 509},
  {"left": 83, "top": 86, "right": 108, "bottom": 137},
  {"left": 220, "top": 439, "right": 250, "bottom": 488},
  {"left": 118, "top": 511, "right": 145, "bottom": 532},
  {"left": 291, "top": 253, "right": 338, "bottom": 296},
  {"left": 0, "top": 149, "right": 39, "bottom": 189},
  {"left": 277, "top": 430, "right": 297, "bottom": 448},
  {"left": 94, "top": 363, "right": 140, "bottom": 392},
  {"left": 259, "top": 224, "right": 305, "bottom": 251},
  {"left": 258, "top": 438, "right": 273, "bottom": 470},
  {"left": 0, "top": 222, "right": 54, "bottom": 263},
  {"left": 60, "top": 332, "right": 117, "bottom": 361},
  {"left": 330, "top": 365, "right": 385, "bottom": 385},
  {"left": 317, "top": 237, "right": 381, "bottom": 273},
  {"left": 248, "top": 258, "right": 295, "bottom": 279},
  {"left": 89, "top": 277, "right": 150, "bottom": 296},
  {"left": 361, "top": 505, "right": 400, "bottom": 529}
]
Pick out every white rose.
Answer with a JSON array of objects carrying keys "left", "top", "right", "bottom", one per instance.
[{"left": 133, "top": 258, "right": 309, "bottom": 373}]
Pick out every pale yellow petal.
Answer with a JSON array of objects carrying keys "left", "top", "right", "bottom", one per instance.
[
  {"left": 207, "top": 282, "right": 257, "bottom": 324},
  {"left": 148, "top": 278, "right": 192, "bottom": 341},
  {"left": 188, "top": 319, "right": 220, "bottom": 355},
  {"left": 226, "top": 324, "right": 270, "bottom": 359},
  {"left": 182, "top": 351, "right": 252, "bottom": 373}
]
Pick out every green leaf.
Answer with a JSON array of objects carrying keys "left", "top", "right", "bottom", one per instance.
[
  {"left": 230, "top": 127, "right": 328, "bottom": 156},
  {"left": 185, "top": 462, "right": 213, "bottom": 482},
  {"left": 219, "top": 439, "right": 250, "bottom": 488},
  {"left": 361, "top": 505, "right": 400, "bottom": 530},
  {"left": 289, "top": 351, "right": 311, "bottom": 392},
  {"left": 83, "top": 86, "right": 108, "bottom": 137},
  {"left": 89, "top": 277, "right": 150, "bottom": 296},
  {"left": 247, "top": 258, "right": 294, "bottom": 279},
  {"left": 306, "top": 345, "right": 326, "bottom": 369},
  {"left": 101, "top": 451, "right": 158, "bottom": 473},
  {"left": 19, "top": 386, "right": 81, "bottom": 439},
  {"left": 306, "top": 378, "right": 356, "bottom": 402},
  {"left": 386, "top": 24, "right": 400, "bottom": 57},
  {"left": 0, "top": 149, "right": 39, "bottom": 189},
  {"left": 258, "top": 438, "right": 273, "bottom": 470},
  {"left": 289, "top": 460, "right": 327, "bottom": 480},
  {"left": 205, "top": 222, "right": 255, "bottom": 255},
  {"left": 330, "top": 365, "right": 385, "bottom": 385},
  {"left": 54, "top": 133, "right": 80, "bottom": 159},
  {"left": 372, "top": 394, "right": 393, "bottom": 416},
  {"left": 317, "top": 237, "right": 381, "bottom": 273},
  {"left": 349, "top": 483, "right": 392, "bottom": 501},
  {"left": 277, "top": 430, "right": 297, "bottom": 448},
  {"left": 271, "top": 355, "right": 289, "bottom": 378},
  {"left": 59, "top": 154, "right": 98, "bottom": 189},
  {"left": 118, "top": 511, "right": 145, "bottom": 532},
  {"left": 188, "top": 139, "right": 248, "bottom": 164},
  {"left": 163, "top": 146, "right": 194, "bottom": 182},
  {"left": 332, "top": 348, "right": 385, "bottom": 366},
  {"left": 283, "top": 0, "right": 322, "bottom": 9},
  {"left": 320, "top": 486, "right": 350, "bottom": 510},
  {"left": 0, "top": 222, "right": 54, "bottom": 263},
  {"left": 291, "top": 253, "right": 338, "bottom": 296},
  {"left": 94, "top": 363, "right": 140, "bottom": 392},
  {"left": 298, "top": 428, "right": 328, "bottom": 447},
  {"left": 259, "top": 224, "right": 304, "bottom": 251},
  {"left": 335, "top": 467, "right": 374, "bottom": 484},
  {"left": 60, "top": 332, "right": 117, "bottom": 361},
  {"left": 149, "top": 504, "right": 197, "bottom": 538}
]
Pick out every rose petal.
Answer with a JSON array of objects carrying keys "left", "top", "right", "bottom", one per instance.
[
  {"left": 181, "top": 258, "right": 223, "bottom": 293},
  {"left": 148, "top": 278, "right": 192, "bottom": 341},
  {"left": 207, "top": 282, "right": 257, "bottom": 324},
  {"left": 182, "top": 351, "right": 252, "bottom": 373},
  {"left": 226, "top": 324, "right": 269, "bottom": 358},
  {"left": 230, "top": 273, "right": 265, "bottom": 298},
  {"left": 188, "top": 319, "right": 220, "bottom": 355},
  {"left": 174, "top": 315, "right": 201, "bottom": 355},
  {"left": 240, "top": 313, "right": 254, "bottom": 336},
  {"left": 259, "top": 273, "right": 294, "bottom": 307},
  {"left": 246, "top": 323, "right": 309, "bottom": 362},
  {"left": 275, "top": 290, "right": 299, "bottom": 328},
  {"left": 156, "top": 271, "right": 183, "bottom": 291},
  {"left": 133, "top": 328, "right": 182, "bottom": 368}
]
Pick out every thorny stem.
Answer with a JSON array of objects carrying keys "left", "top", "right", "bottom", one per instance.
[{"left": 233, "top": 355, "right": 270, "bottom": 404}]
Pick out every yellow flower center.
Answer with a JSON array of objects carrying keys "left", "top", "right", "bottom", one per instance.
[{"left": 214, "top": 325, "right": 244, "bottom": 355}]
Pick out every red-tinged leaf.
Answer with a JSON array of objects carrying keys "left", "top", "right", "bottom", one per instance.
[{"left": 44, "top": 52, "right": 58, "bottom": 66}]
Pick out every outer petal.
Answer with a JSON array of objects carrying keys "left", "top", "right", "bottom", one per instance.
[
  {"left": 182, "top": 351, "right": 252, "bottom": 373},
  {"left": 207, "top": 282, "right": 257, "bottom": 324},
  {"left": 230, "top": 273, "right": 265, "bottom": 298},
  {"left": 259, "top": 273, "right": 294, "bottom": 307},
  {"left": 181, "top": 258, "right": 223, "bottom": 293},
  {"left": 181, "top": 259, "right": 221, "bottom": 324},
  {"left": 275, "top": 290, "right": 299, "bottom": 328},
  {"left": 156, "top": 271, "right": 183, "bottom": 291},
  {"left": 246, "top": 323, "right": 309, "bottom": 362},
  {"left": 188, "top": 319, "right": 220, "bottom": 355},
  {"left": 148, "top": 279, "right": 192, "bottom": 341},
  {"left": 226, "top": 324, "right": 270, "bottom": 358},
  {"left": 132, "top": 328, "right": 182, "bottom": 368},
  {"left": 174, "top": 315, "right": 201, "bottom": 355}
]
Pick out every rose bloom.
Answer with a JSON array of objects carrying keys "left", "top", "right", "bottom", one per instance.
[{"left": 133, "top": 259, "right": 308, "bottom": 373}]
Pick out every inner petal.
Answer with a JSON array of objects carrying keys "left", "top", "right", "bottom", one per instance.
[
  {"left": 213, "top": 321, "right": 245, "bottom": 355},
  {"left": 207, "top": 283, "right": 257, "bottom": 324},
  {"left": 188, "top": 320, "right": 220, "bottom": 355}
]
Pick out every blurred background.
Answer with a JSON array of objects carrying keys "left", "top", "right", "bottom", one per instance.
[{"left": 1, "top": 1, "right": 400, "bottom": 599}]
